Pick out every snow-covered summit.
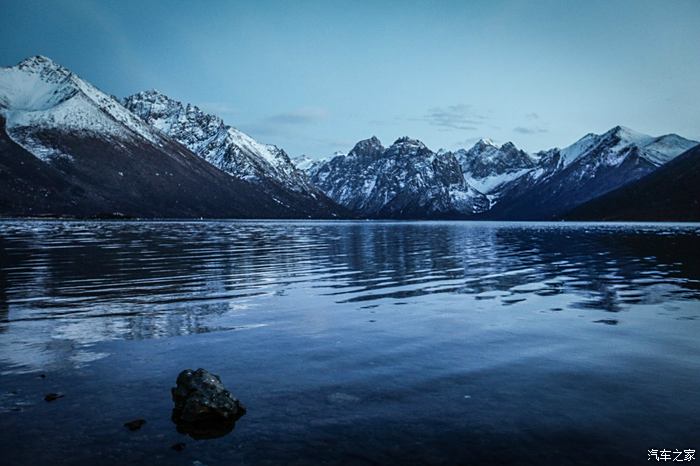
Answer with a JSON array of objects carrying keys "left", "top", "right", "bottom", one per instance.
[
  {"left": 555, "top": 125, "right": 697, "bottom": 169},
  {"left": 0, "top": 55, "right": 162, "bottom": 161},
  {"left": 0, "top": 56, "right": 156, "bottom": 140},
  {"left": 471, "top": 138, "right": 498, "bottom": 150}
]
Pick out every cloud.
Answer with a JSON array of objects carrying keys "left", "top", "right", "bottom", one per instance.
[
  {"left": 240, "top": 107, "right": 330, "bottom": 141},
  {"left": 416, "top": 104, "right": 487, "bottom": 131},
  {"left": 263, "top": 107, "right": 329, "bottom": 125},
  {"left": 525, "top": 112, "right": 540, "bottom": 120},
  {"left": 513, "top": 126, "right": 548, "bottom": 134}
]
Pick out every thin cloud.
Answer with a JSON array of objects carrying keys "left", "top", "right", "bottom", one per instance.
[
  {"left": 241, "top": 107, "right": 330, "bottom": 141},
  {"left": 263, "top": 107, "right": 329, "bottom": 125},
  {"left": 414, "top": 104, "right": 487, "bottom": 131},
  {"left": 513, "top": 126, "right": 548, "bottom": 134},
  {"left": 525, "top": 112, "right": 540, "bottom": 120}
]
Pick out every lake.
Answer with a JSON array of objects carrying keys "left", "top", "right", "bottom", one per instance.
[{"left": 0, "top": 220, "right": 699, "bottom": 465}]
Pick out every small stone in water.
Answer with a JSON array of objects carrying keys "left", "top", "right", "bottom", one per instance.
[
  {"left": 44, "top": 393, "right": 64, "bottom": 402},
  {"left": 171, "top": 442, "right": 186, "bottom": 452},
  {"left": 124, "top": 419, "right": 146, "bottom": 431}
]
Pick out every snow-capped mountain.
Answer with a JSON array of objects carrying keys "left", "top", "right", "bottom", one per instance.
[
  {"left": 444, "top": 139, "right": 537, "bottom": 195},
  {"left": 0, "top": 56, "right": 339, "bottom": 218},
  {"left": 0, "top": 56, "right": 162, "bottom": 157},
  {"left": 309, "top": 136, "right": 489, "bottom": 218},
  {"left": 123, "top": 90, "right": 323, "bottom": 197},
  {"left": 484, "top": 125, "right": 698, "bottom": 219},
  {"left": 553, "top": 125, "right": 692, "bottom": 170}
]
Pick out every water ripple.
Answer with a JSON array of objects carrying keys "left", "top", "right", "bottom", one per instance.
[{"left": 1, "top": 220, "right": 699, "bottom": 373}]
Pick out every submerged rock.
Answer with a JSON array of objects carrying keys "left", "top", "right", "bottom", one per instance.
[
  {"left": 171, "top": 368, "right": 245, "bottom": 439},
  {"left": 124, "top": 419, "right": 146, "bottom": 431},
  {"left": 44, "top": 393, "right": 64, "bottom": 402}
]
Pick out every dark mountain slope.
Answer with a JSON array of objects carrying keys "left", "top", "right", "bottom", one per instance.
[
  {"left": 0, "top": 115, "right": 295, "bottom": 218},
  {"left": 565, "top": 144, "right": 700, "bottom": 221},
  {"left": 0, "top": 116, "right": 79, "bottom": 216}
]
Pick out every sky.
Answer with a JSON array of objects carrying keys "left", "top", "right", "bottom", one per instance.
[{"left": 1, "top": 0, "right": 699, "bottom": 158}]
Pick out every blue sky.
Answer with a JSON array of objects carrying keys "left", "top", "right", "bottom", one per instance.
[{"left": 1, "top": 0, "right": 699, "bottom": 157}]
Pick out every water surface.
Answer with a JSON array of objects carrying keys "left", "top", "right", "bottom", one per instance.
[{"left": 1, "top": 220, "right": 699, "bottom": 465}]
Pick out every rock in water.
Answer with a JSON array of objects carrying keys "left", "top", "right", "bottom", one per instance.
[
  {"left": 171, "top": 368, "right": 245, "bottom": 439},
  {"left": 124, "top": 419, "right": 146, "bottom": 431},
  {"left": 44, "top": 393, "right": 64, "bottom": 402}
]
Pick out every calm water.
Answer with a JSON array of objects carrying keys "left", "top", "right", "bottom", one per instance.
[{"left": 0, "top": 220, "right": 699, "bottom": 465}]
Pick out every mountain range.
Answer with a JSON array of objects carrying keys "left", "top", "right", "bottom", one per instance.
[
  {"left": 1, "top": 56, "right": 697, "bottom": 221},
  {"left": 308, "top": 127, "right": 697, "bottom": 220}
]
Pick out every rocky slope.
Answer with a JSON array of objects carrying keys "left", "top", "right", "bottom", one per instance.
[{"left": 123, "top": 90, "right": 342, "bottom": 216}]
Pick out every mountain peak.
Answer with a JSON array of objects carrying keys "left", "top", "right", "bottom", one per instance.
[
  {"left": 128, "top": 89, "right": 179, "bottom": 105},
  {"left": 138, "top": 88, "right": 167, "bottom": 98},
  {"left": 477, "top": 138, "right": 497, "bottom": 147},
  {"left": 468, "top": 138, "right": 500, "bottom": 153},
  {"left": 609, "top": 124, "right": 633, "bottom": 133},
  {"left": 16, "top": 55, "right": 61, "bottom": 69},
  {"left": 14, "top": 55, "right": 72, "bottom": 79},
  {"left": 392, "top": 136, "right": 426, "bottom": 146},
  {"left": 603, "top": 125, "right": 650, "bottom": 143},
  {"left": 349, "top": 136, "right": 384, "bottom": 157}
]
